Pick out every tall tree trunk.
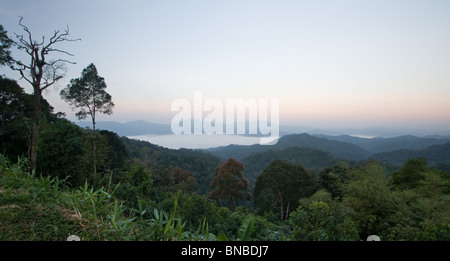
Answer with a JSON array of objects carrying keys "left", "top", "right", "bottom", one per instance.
[
  {"left": 30, "top": 88, "right": 42, "bottom": 172},
  {"left": 0, "top": 109, "right": 4, "bottom": 129},
  {"left": 92, "top": 113, "right": 97, "bottom": 176},
  {"left": 278, "top": 190, "right": 284, "bottom": 221},
  {"left": 285, "top": 202, "right": 290, "bottom": 222}
]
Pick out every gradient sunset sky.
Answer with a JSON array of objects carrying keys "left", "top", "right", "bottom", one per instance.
[{"left": 1, "top": 0, "right": 449, "bottom": 130}]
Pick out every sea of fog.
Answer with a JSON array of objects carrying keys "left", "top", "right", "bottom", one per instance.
[{"left": 127, "top": 134, "right": 279, "bottom": 149}]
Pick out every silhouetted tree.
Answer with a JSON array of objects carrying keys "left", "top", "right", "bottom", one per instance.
[
  {"left": 12, "top": 17, "right": 79, "bottom": 171},
  {"left": 60, "top": 63, "right": 114, "bottom": 176}
]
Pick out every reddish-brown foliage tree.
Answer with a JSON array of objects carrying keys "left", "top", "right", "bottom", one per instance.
[{"left": 208, "top": 158, "right": 250, "bottom": 209}]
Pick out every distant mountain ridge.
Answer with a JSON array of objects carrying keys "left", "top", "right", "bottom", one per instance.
[
  {"left": 75, "top": 120, "right": 172, "bottom": 136},
  {"left": 75, "top": 120, "right": 450, "bottom": 138},
  {"left": 207, "top": 133, "right": 371, "bottom": 161},
  {"left": 207, "top": 133, "right": 450, "bottom": 171},
  {"left": 314, "top": 134, "right": 450, "bottom": 153}
]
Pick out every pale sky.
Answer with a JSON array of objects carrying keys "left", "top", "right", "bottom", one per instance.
[{"left": 1, "top": 0, "right": 450, "bottom": 130}]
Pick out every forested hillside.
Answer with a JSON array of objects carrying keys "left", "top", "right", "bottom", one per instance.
[
  {"left": 370, "top": 143, "right": 450, "bottom": 167},
  {"left": 242, "top": 147, "right": 340, "bottom": 186},
  {"left": 120, "top": 137, "right": 221, "bottom": 194}
]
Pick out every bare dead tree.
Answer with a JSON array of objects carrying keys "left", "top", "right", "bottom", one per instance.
[{"left": 12, "top": 16, "right": 80, "bottom": 171}]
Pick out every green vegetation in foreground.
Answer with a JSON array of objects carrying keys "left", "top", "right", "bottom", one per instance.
[
  {"left": 1, "top": 155, "right": 449, "bottom": 241},
  {"left": 0, "top": 156, "right": 267, "bottom": 241}
]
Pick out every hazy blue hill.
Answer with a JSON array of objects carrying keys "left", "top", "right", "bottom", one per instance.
[
  {"left": 365, "top": 136, "right": 450, "bottom": 153},
  {"left": 313, "top": 127, "right": 450, "bottom": 137},
  {"left": 76, "top": 121, "right": 135, "bottom": 135},
  {"left": 315, "top": 134, "right": 450, "bottom": 153},
  {"left": 370, "top": 142, "right": 450, "bottom": 166},
  {"left": 423, "top": 135, "right": 450, "bottom": 139},
  {"left": 124, "top": 120, "right": 172, "bottom": 135},
  {"left": 207, "top": 133, "right": 371, "bottom": 161},
  {"left": 313, "top": 134, "right": 371, "bottom": 145},
  {"left": 75, "top": 120, "right": 172, "bottom": 136}
]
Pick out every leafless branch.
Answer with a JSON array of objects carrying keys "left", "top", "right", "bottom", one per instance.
[
  {"left": 18, "top": 16, "right": 33, "bottom": 46},
  {"left": 44, "top": 25, "right": 81, "bottom": 50},
  {"left": 46, "top": 48, "right": 75, "bottom": 57},
  {"left": 17, "top": 68, "right": 34, "bottom": 86},
  {"left": 41, "top": 60, "right": 67, "bottom": 91},
  {"left": 12, "top": 17, "right": 81, "bottom": 91},
  {"left": 46, "top": 59, "right": 76, "bottom": 66}
]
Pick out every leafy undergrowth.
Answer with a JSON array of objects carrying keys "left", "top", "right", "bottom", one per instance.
[{"left": 0, "top": 156, "right": 223, "bottom": 241}]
